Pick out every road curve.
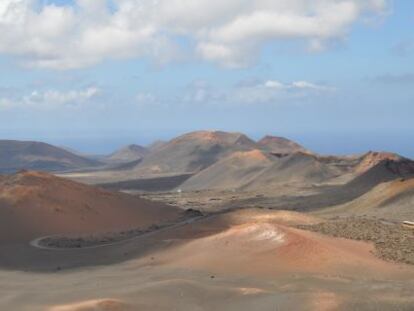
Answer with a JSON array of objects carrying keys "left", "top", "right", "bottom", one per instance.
[{"left": 29, "top": 215, "right": 210, "bottom": 251}]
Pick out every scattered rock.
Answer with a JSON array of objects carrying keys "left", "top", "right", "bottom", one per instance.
[
  {"left": 184, "top": 208, "right": 204, "bottom": 217},
  {"left": 298, "top": 217, "right": 414, "bottom": 265}
]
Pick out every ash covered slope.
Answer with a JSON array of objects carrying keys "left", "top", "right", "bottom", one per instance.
[
  {"left": 347, "top": 152, "right": 414, "bottom": 189},
  {"left": 0, "top": 171, "right": 181, "bottom": 242},
  {"left": 318, "top": 153, "right": 414, "bottom": 220},
  {"left": 321, "top": 178, "right": 414, "bottom": 221},
  {"left": 131, "top": 131, "right": 259, "bottom": 177},
  {"left": 180, "top": 149, "right": 274, "bottom": 191},
  {"left": 242, "top": 152, "right": 345, "bottom": 190},
  {"left": 0, "top": 140, "right": 100, "bottom": 173},
  {"left": 181, "top": 151, "right": 344, "bottom": 191}
]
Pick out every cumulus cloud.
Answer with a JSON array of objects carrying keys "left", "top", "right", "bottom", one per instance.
[
  {"left": 0, "top": 0, "right": 388, "bottom": 69},
  {"left": 173, "top": 78, "right": 336, "bottom": 106},
  {"left": 264, "top": 80, "right": 335, "bottom": 91},
  {"left": 0, "top": 87, "right": 100, "bottom": 110},
  {"left": 231, "top": 79, "right": 335, "bottom": 104}
]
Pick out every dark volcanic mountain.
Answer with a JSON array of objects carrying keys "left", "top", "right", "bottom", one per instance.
[
  {"left": 180, "top": 149, "right": 273, "bottom": 191},
  {"left": 131, "top": 131, "right": 260, "bottom": 176},
  {"left": 348, "top": 154, "right": 414, "bottom": 190},
  {"left": 56, "top": 131, "right": 414, "bottom": 197},
  {"left": 241, "top": 152, "right": 344, "bottom": 190},
  {"left": 0, "top": 140, "right": 100, "bottom": 174},
  {"left": 180, "top": 151, "right": 343, "bottom": 191},
  {"left": 353, "top": 151, "right": 406, "bottom": 175}
]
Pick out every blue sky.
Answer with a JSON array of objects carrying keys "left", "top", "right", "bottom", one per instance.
[{"left": 0, "top": 0, "right": 413, "bottom": 156}]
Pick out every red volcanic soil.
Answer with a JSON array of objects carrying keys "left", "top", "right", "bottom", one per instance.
[
  {"left": 151, "top": 209, "right": 411, "bottom": 279},
  {"left": 0, "top": 171, "right": 181, "bottom": 243},
  {"left": 231, "top": 149, "right": 270, "bottom": 161}
]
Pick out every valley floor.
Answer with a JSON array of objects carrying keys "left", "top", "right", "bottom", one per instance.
[{"left": 1, "top": 206, "right": 414, "bottom": 311}]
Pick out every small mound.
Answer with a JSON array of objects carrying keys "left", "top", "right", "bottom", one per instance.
[
  {"left": 48, "top": 299, "right": 129, "bottom": 311},
  {"left": 230, "top": 209, "right": 321, "bottom": 226},
  {"left": 221, "top": 223, "right": 285, "bottom": 243},
  {"left": 154, "top": 211, "right": 405, "bottom": 278}
]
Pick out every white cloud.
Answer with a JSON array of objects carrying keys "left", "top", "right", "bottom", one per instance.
[
  {"left": 291, "top": 80, "right": 335, "bottom": 91},
  {"left": 232, "top": 79, "right": 336, "bottom": 104},
  {"left": 263, "top": 80, "right": 335, "bottom": 91},
  {"left": 175, "top": 78, "right": 336, "bottom": 106},
  {"left": 264, "top": 80, "right": 285, "bottom": 89},
  {"left": 0, "top": 0, "right": 388, "bottom": 69},
  {"left": 0, "top": 87, "right": 100, "bottom": 110}
]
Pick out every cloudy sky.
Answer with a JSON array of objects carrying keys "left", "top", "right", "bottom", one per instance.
[{"left": 0, "top": 0, "right": 413, "bottom": 155}]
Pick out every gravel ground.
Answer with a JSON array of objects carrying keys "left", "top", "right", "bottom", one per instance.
[
  {"left": 38, "top": 210, "right": 204, "bottom": 249},
  {"left": 298, "top": 217, "right": 414, "bottom": 265}
]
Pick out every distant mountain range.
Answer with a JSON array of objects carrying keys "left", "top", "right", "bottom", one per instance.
[
  {"left": 0, "top": 140, "right": 101, "bottom": 174},
  {"left": 2, "top": 131, "right": 414, "bottom": 242},
  {"left": 2, "top": 131, "right": 414, "bottom": 196}
]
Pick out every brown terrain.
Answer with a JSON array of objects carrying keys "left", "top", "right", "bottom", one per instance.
[
  {"left": 1, "top": 131, "right": 414, "bottom": 310},
  {"left": 1, "top": 207, "right": 414, "bottom": 311},
  {"left": 0, "top": 170, "right": 181, "bottom": 243}
]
